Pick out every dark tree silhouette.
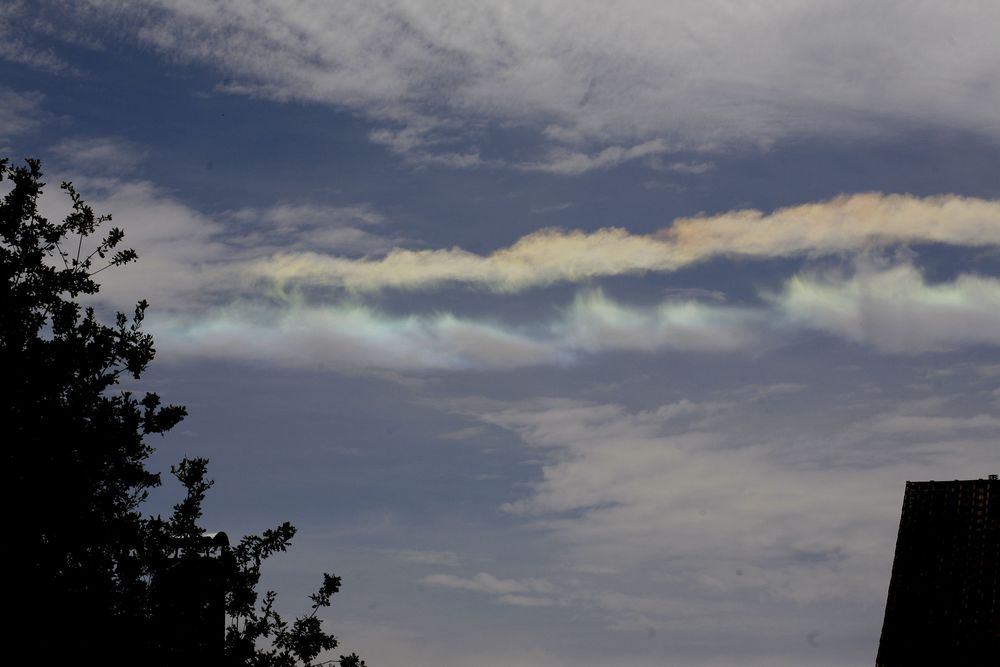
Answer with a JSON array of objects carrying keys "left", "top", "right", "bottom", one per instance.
[{"left": 1, "top": 158, "right": 365, "bottom": 666}]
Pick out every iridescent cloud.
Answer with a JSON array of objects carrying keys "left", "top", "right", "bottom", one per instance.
[
  {"left": 155, "top": 263, "right": 1000, "bottom": 372},
  {"left": 244, "top": 193, "right": 1000, "bottom": 293}
]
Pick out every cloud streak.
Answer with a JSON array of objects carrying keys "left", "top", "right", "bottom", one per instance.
[
  {"left": 154, "top": 264, "right": 1000, "bottom": 372},
  {"left": 246, "top": 193, "right": 1000, "bottom": 293}
]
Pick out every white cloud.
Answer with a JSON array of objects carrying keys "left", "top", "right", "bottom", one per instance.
[
  {"left": 421, "top": 572, "right": 556, "bottom": 596},
  {"left": 518, "top": 139, "right": 669, "bottom": 175},
  {"left": 437, "top": 426, "right": 487, "bottom": 441},
  {"left": 0, "top": 87, "right": 45, "bottom": 146},
  {"left": 151, "top": 299, "right": 565, "bottom": 371},
  {"left": 152, "top": 264, "right": 1000, "bottom": 372},
  {"left": 450, "top": 390, "right": 1000, "bottom": 632},
  {"left": 38, "top": 175, "right": 230, "bottom": 311},
  {"left": 773, "top": 263, "right": 1000, "bottom": 352},
  {"left": 35, "top": 163, "right": 401, "bottom": 310},
  {"left": 494, "top": 594, "right": 559, "bottom": 607},
  {"left": 31, "top": 172, "right": 1000, "bottom": 371},
  {"left": 49, "top": 136, "right": 148, "bottom": 174},
  {"left": 840, "top": 397, "right": 1000, "bottom": 448},
  {"left": 556, "top": 290, "right": 762, "bottom": 354},
  {"left": 530, "top": 202, "right": 573, "bottom": 214},
  {"left": 148, "top": 289, "right": 768, "bottom": 371},
  {"left": 867, "top": 413, "right": 1000, "bottom": 436},
  {"left": 76, "top": 1, "right": 1000, "bottom": 164},
  {"left": 974, "top": 363, "right": 1000, "bottom": 378},
  {"left": 388, "top": 549, "right": 464, "bottom": 567},
  {"left": 420, "top": 572, "right": 561, "bottom": 609},
  {"left": 244, "top": 227, "right": 670, "bottom": 294},
  {"left": 244, "top": 193, "right": 1000, "bottom": 293},
  {"left": 224, "top": 203, "right": 399, "bottom": 256},
  {"left": 0, "top": 3, "right": 79, "bottom": 75},
  {"left": 664, "top": 161, "right": 714, "bottom": 175}
]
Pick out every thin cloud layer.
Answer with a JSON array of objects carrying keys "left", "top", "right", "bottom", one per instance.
[
  {"left": 153, "top": 265, "right": 1000, "bottom": 372},
  {"left": 152, "top": 299, "right": 565, "bottom": 371},
  {"left": 246, "top": 193, "right": 1000, "bottom": 293},
  {"left": 73, "top": 1, "right": 1000, "bottom": 163},
  {"left": 153, "top": 290, "right": 761, "bottom": 372}
]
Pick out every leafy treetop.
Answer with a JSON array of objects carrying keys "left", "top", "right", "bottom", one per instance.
[{"left": 1, "top": 158, "right": 364, "bottom": 666}]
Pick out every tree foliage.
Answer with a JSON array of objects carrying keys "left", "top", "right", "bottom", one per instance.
[{"left": 1, "top": 158, "right": 364, "bottom": 666}]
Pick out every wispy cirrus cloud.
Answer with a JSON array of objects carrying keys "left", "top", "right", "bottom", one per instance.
[
  {"left": 70, "top": 1, "right": 1000, "bottom": 167},
  {"left": 49, "top": 136, "right": 149, "bottom": 174},
  {"left": 518, "top": 139, "right": 670, "bottom": 175},
  {"left": 388, "top": 549, "right": 464, "bottom": 567},
  {"left": 222, "top": 203, "right": 401, "bottom": 256},
  {"left": 448, "top": 389, "right": 1000, "bottom": 629},
  {"left": 421, "top": 572, "right": 560, "bottom": 607},
  {"left": 0, "top": 2, "right": 81, "bottom": 75},
  {"left": 245, "top": 193, "right": 1000, "bottom": 293},
  {"left": 421, "top": 572, "right": 556, "bottom": 596},
  {"left": 0, "top": 87, "right": 46, "bottom": 148}
]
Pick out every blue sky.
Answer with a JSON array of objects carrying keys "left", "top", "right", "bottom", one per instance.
[{"left": 4, "top": 2, "right": 1000, "bottom": 665}]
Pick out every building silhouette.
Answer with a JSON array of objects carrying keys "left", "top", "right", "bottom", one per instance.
[{"left": 876, "top": 476, "right": 999, "bottom": 666}]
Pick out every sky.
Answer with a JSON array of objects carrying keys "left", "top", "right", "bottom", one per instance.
[{"left": 3, "top": 1, "right": 1000, "bottom": 665}]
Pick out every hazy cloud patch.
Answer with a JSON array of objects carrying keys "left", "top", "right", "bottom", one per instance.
[
  {"left": 388, "top": 549, "right": 464, "bottom": 567},
  {"left": 223, "top": 203, "right": 400, "bottom": 256},
  {"left": 663, "top": 160, "right": 714, "bottom": 175},
  {"left": 49, "top": 136, "right": 149, "bottom": 174},
  {"left": 421, "top": 572, "right": 562, "bottom": 608},
  {"left": 0, "top": 3, "right": 80, "bottom": 75},
  {"left": 451, "top": 390, "right": 1000, "bottom": 632},
  {"left": 0, "top": 87, "right": 46, "bottom": 147}
]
